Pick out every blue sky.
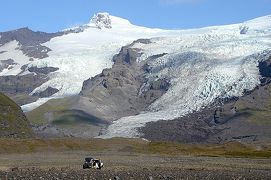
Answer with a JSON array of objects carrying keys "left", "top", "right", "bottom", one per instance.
[{"left": 1, "top": 0, "right": 270, "bottom": 32}]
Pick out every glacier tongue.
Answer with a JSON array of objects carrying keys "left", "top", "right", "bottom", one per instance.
[
  {"left": 102, "top": 51, "right": 269, "bottom": 138},
  {"left": 101, "top": 16, "right": 271, "bottom": 138}
]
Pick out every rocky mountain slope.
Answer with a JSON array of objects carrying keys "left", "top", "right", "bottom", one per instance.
[
  {"left": 26, "top": 39, "right": 171, "bottom": 137},
  {"left": 0, "top": 27, "right": 62, "bottom": 105},
  {"left": 0, "top": 92, "right": 33, "bottom": 138},
  {"left": 1, "top": 13, "right": 184, "bottom": 112},
  {"left": 0, "top": 27, "right": 63, "bottom": 59}
]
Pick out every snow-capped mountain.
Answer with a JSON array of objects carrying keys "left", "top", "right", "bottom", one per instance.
[
  {"left": 1, "top": 13, "right": 185, "bottom": 111},
  {"left": 0, "top": 13, "right": 271, "bottom": 138},
  {"left": 27, "top": 13, "right": 179, "bottom": 96}
]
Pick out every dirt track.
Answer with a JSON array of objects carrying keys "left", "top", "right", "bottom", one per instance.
[{"left": 0, "top": 151, "right": 270, "bottom": 179}]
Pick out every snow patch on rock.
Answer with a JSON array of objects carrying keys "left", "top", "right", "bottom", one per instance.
[{"left": 0, "top": 40, "right": 34, "bottom": 76}]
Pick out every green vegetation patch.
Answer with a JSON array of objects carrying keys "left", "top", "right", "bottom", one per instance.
[
  {"left": 0, "top": 93, "right": 33, "bottom": 138},
  {"left": 52, "top": 110, "right": 107, "bottom": 127},
  {"left": 1, "top": 138, "right": 270, "bottom": 158},
  {"left": 224, "top": 151, "right": 271, "bottom": 158},
  {"left": 0, "top": 93, "right": 19, "bottom": 108},
  {"left": 26, "top": 97, "right": 73, "bottom": 125}
]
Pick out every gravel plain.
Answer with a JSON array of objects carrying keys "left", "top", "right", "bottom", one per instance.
[{"left": 0, "top": 151, "right": 270, "bottom": 179}]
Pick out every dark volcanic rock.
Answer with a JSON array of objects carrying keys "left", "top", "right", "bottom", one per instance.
[
  {"left": 140, "top": 108, "right": 221, "bottom": 143},
  {"left": 0, "top": 27, "right": 60, "bottom": 46},
  {"left": 0, "top": 74, "right": 47, "bottom": 94},
  {"left": 0, "top": 74, "right": 48, "bottom": 105},
  {"left": 0, "top": 59, "right": 17, "bottom": 72},
  {"left": 259, "top": 56, "right": 271, "bottom": 85},
  {"left": 32, "top": 86, "right": 59, "bottom": 98},
  {"left": 79, "top": 39, "right": 171, "bottom": 121},
  {"left": 28, "top": 66, "right": 59, "bottom": 75},
  {"left": 259, "top": 57, "right": 271, "bottom": 78},
  {"left": 0, "top": 27, "right": 63, "bottom": 59},
  {"left": 112, "top": 39, "right": 151, "bottom": 64},
  {"left": 79, "top": 45, "right": 146, "bottom": 120}
]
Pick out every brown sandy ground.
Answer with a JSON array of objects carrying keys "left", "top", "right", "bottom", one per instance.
[{"left": 0, "top": 138, "right": 270, "bottom": 179}]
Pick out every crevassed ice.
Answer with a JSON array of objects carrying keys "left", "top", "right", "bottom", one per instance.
[{"left": 101, "top": 51, "right": 267, "bottom": 138}]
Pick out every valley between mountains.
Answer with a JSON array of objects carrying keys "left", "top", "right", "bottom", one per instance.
[
  {"left": 1, "top": 12, "right": 271, "bottom": 180},
  {"left": 0, "top": 13, "right": 271, "bottom": 144}
]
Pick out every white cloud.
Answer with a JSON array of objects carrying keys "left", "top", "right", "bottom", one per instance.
[{"left": 160, "top": 0, "right": 203, "bottom": 5}]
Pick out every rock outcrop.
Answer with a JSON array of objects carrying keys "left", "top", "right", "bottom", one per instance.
[
  {"left": 0, "top": 27, "right": 63, "bottom": 59},
  {"left": 91, "top": 13, "right": 112, "bottom": 29},
  {"left": 79, "top": 39, "right": 170, "bottom": 121},
  {"left": 28, "top": 66, "right": 59, "bottom": 75},
  {"left": 0, "top": 74, "right": 48, "bottom": 105},
  {"left": 0, "top": 59, "right": 17, "bottom": 73}
]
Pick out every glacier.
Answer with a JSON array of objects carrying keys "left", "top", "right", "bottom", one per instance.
[{"left": 100, "top": 15, "right": 271, "bottom": 138}]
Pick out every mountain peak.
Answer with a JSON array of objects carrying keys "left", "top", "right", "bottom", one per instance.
[{"left": 90, "top": 12, "right": 112, "bottom": 29}]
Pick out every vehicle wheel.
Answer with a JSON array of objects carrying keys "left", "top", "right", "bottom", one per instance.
[
  {"left": 97, "top": 162, "right": 102, "bottom": 169},
  {"left": 83, "top": 163, "right": 88, "bottom": 169}
]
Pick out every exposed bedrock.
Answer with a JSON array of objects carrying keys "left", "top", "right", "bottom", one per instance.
[
  {"left": 0, "top": 59, "right": 18, "bottom": 72},
  {"left": 32, "top": 86, "right": 59, "bottom": 98},
  {"left": 0, "top": 27, "right": 63, "bottom": 59},
  {"left": 79, "top": 39, "right": 170, "bottom": 121},
  {"left": 0, "top": 74, "right": 48, "bottom": 105},
  {"left": 28, "top": 66, "right": 59, "bottom": 75},
  {"left": 259, "top": 55, "right": 271, "bottom": 85},
  {"left": 0, "top": 65, "right": 59, "bottom": 104}
]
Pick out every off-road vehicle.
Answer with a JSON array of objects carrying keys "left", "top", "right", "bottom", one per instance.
[{"left": 83, "top": 157, "right": 103, "bottom": 170}]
